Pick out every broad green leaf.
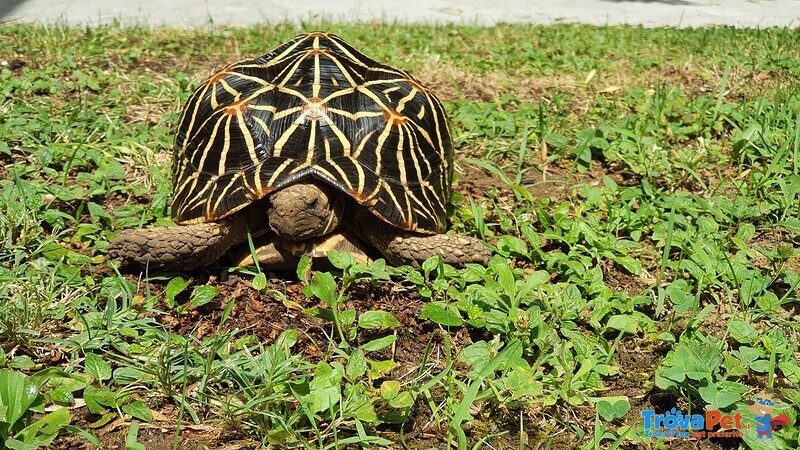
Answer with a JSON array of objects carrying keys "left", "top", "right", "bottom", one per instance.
[
  {"left": 122, "top": 400, "right": 152, "bottom": 422},
  {"left": 346, "top": 349, "right": 367, "bottom": 378},
  {"left": 389, "top": 391, "right": 414, "bottom": 409},
  {"left": 309, "top": 386, "right": 340, "bottom": 414},
  {"left": 673, "top": 340, "right": 722, "bottom": 381},
  {"left": 310, "top": 362, "right": 343, "bottom": 389},
  {"left": 380, "top": 380, "right": 401, "bottom": 400},
  {"left": 339, "top": 309, "right": 357, "bottom": 325},
  {"left": 125, "top": 421, "right": 147, "bottom": 450},
  {"left": 666, "top": 279, "right": 694, "bottom": 313},
  {"left": 85, "top": 353, "right": 111, "bottom": 382},
  {"left": 0, "top": 369, "right": 38, "bottom": 431},
  {"left": 358, "top": 311, "right": 401, "bottom": 330},
  {"left": 728, "top": 317, "right": 758, "bottom": 343},
  {"left": 306, "top": 272, "right": 337, "bottom": 306},
  {"left": 327, "top": 250, "right": 355, "bottom": 269},
  {"left": 420, "top": 302, "right": 462, "bottom": 327},
  {"left": 83, "top": 386, "right": 117, "bottom": 414},
  {"left": 361, "top": 335, "right": 396, "bottom": 352},
  {"left": 49, "top": 387, "right": 74, "bottom": 404},
  {"left": 189, "top": 285, "right": 219, "bottom": 308},
  {"left": 458, "top": 341, "right": 491, "bottom": 372},
  {"left": 10, "top": 356, "right": 35, "bottom": 370},
  {"left": 13, "top": 407, "right": 70, "bottom": 447},
  {"left": 496, "top": 235, "right": 529, "bottom": 258},
  {"left": 596, "top": 398, "right": 630, "bottom": 421},
  {"left": 296, "top": 254, "right": 312, "bottom": 282},
  {"left": 611, "top": 255, "right": 642, "bottom": 275},
  {"left": 605, "top": 314, "right": 639, "bottom": 335},
  {"left": 251, "top": 272, "right": 267, "bottom": 291}
]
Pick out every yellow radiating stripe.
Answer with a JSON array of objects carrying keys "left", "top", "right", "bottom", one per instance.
[
  {"left": 356, "top": 85, "right": 397, "bottom": 117},
  {"left": 196, "top": 118, "right": 224, "bottom": 174},
  {"left": 250, "top": 115, "right": 271, "bottom": 138},
  {"left": 249, "top": 104, "right": 278, "bottom": 112},
  {"left": 313, "top": 54, "right": 321, "bottom": 98},
  {"left": 271, "top": 52, "right": 305, "bottom": 84},
  {"left": 327, "top": 37, "right": 372, "bottom": 69},
  {"left": 424, "top": 180, "right": 446, "bottom": 217},
  {"left": 406, "top": 187, "right": 435, "bottom": 225},
  {"left": 179, "top": 84, "right": 211, "bottom": 152},
  {"left": 355, "top": 118, "right": 392, "bottom": 161},
  {"left": 270, "top": 105, "right": 304, "bottom": 120},
  {"left": 353, "top": 159, "right": 365, "bottom": 193},
  {"left": 313, "top": 165, "right": 339, "bottom": 186},
  {"left": 353, "top": 129, "right": 377, "bottom": 158},
  {"left": 263, "top": 35, "right": 310, "bottom": 68},
  {"left": 323, "top": 136, "right": 332, "bottom": 162},
  {"left": 210, "top": 82, "right": 220, "bottom": 109},
  {"left": 217, "top": 115, "right": 233, "bottom": 175},
  {"left": 210, "top": 175, "right": 239, "bottom": 216},
  {"left": 251, "top": 161, "right": 264, "bottom": 194},
  {"left": 173, "top": 168, "right": 193, "bottom": 198},
  {"left": 325, "top": 157, "right": 353, "bottom": 191},
  {"left": 403, "top": 190, "right": 413, "bottom": 228},
  {"left": 380, "top": 179, "right": 405, "bottom": 223},
  {"left": 326, "top": 54, "right": 360, "bottom": 87},
  {"left": 240, "top": 84, "right": 276, "bottom": 102},
  {"left": 183, "top": 174, "right": 215, "bottom": 217},
  {"left": 276, "top": 85, "right": 311, "bottom": 104},
  {"left": 272, "top": 116, "right": 303, "bottom": 158},
  {"left": 266, "top": 159, "right": 293, "bottom": 186},
  {"left": 362, "top": 78, "right": 412, "bottom": 88},
  {"left": 326, "top": 106, "right": 382, "bottom": 120},
  {"left": 222, "top": 71, "right": 273, "bottom": 87},
  {"left": 406, "top": 119, "right": 433, "bottom": 176},
  {"left": 237, "top": 110, "right": 258, "bottom": 165},
  {"left": 394, "top": 125, "right": 407, "bottom": 185},
  {"left": 319, "top": 112, "right": 351, "bottom": 156},
  {"left": 278, "top": 53, "right": 310, "bottom": 88},
  {"left": 395, "top": 89, "right": 418, "bottom": 114},
  {"left": 218, "top": 78, "right": 241, "bottom": 98},
  {"left": 427, "top": 92, "right": 450, "bottom": 173},
  {"left": 305, "top": 121, "right": 317, "bottom": 166},
  {"left": 409, "top": 117, "right": 435, "bottom": 149}
]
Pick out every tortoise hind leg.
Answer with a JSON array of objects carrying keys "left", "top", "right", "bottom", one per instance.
[
  {"left": 108, "top": 218, "right": 253, "bottom": 271},
  {"left": 353, "top": 211, "right": 491, "bottom": 267}
]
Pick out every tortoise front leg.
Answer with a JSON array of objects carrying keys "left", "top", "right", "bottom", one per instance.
[
  {"left": 108, "top": 217, "right": 254, "bottom": 271},
  {"left": 353, "top": 211, "right": 491, "bottom": 267}
]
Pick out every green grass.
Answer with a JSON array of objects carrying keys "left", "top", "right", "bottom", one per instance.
[{"left": 1, "top": 22, "right": 800, "bottom": 449}]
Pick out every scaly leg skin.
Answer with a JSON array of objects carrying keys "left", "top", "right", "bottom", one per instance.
[
  {"left": 107, "top": 218, "right": 251, "bottom": 271},
  {"left": 353, "top": 211, "right": 491, "bottom": 267}
]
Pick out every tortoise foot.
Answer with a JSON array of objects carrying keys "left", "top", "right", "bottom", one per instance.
[
  {"left": 379, "top": 233, "right": 491, "bottom": 267},
  {"left": 353, "top": 210, "right": 491, "bottom": 267},
  {"left": 107, "top": 220, "right": 245, "bottom": 271}
]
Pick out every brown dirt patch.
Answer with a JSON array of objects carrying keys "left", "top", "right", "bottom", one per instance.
[{"left": 416, "top": 63, "right": 582, "bottom": 104}]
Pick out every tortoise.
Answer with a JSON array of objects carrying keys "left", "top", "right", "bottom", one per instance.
[{"left": 107, "top": 32, "right": 491, "bottom": 271}]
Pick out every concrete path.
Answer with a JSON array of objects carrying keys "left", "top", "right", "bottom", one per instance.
[{"left": 1, "top": 0, "right": 798, "bottom": 28}]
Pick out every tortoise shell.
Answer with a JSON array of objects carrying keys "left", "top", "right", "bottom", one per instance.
[{"left": 171, "top": 32, "right": 453, "bottom": 234}]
